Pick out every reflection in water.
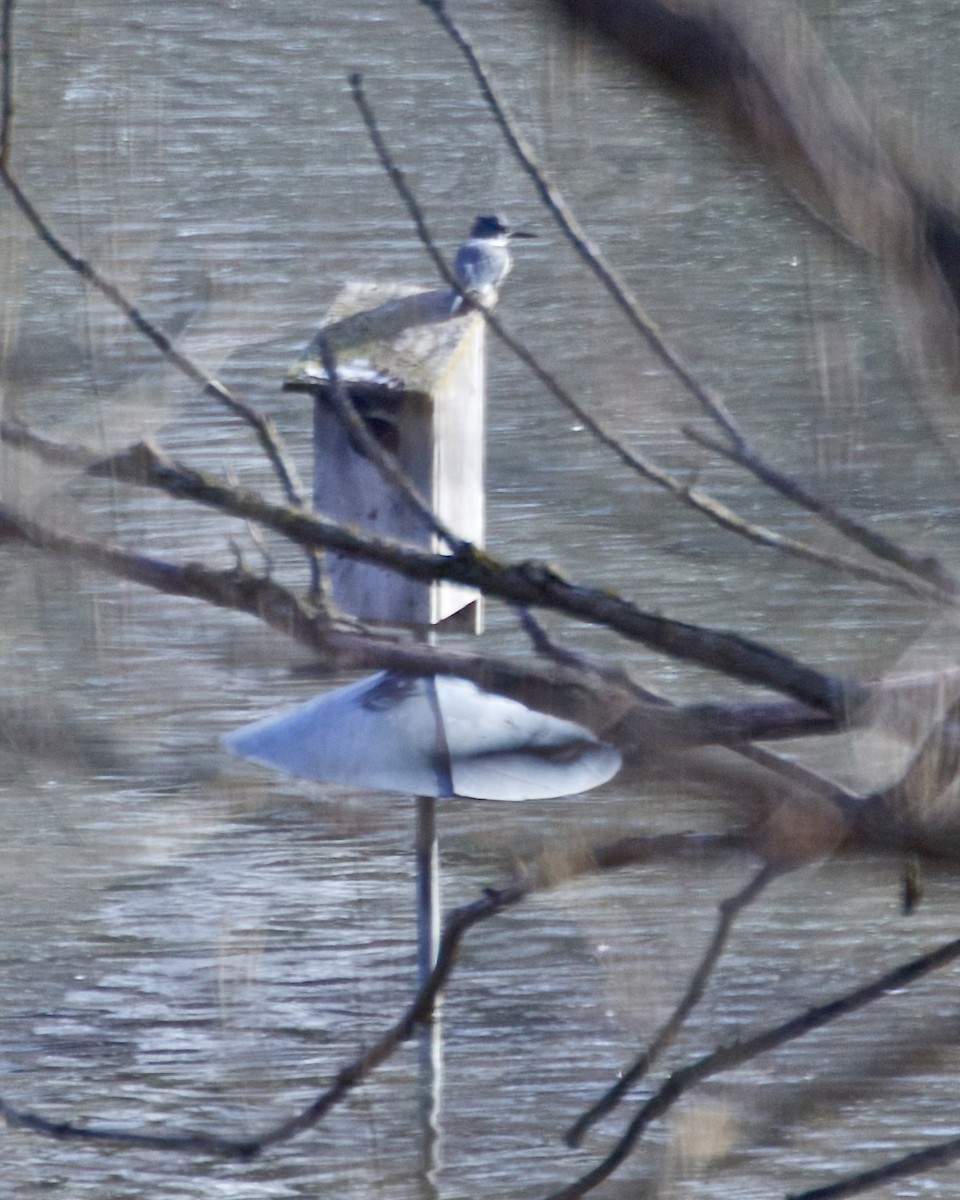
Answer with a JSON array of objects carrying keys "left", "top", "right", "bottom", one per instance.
[
  {"left": 417, "top": 1013, "right": 443, "bottom": 1200},
  {"left": 4, "top": 0, "right": 960, "bottom": 1197}
]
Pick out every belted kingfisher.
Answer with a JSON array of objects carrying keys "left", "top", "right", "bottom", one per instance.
[{"left": 451, "top": 214, "right": 536, "bottom": 313}]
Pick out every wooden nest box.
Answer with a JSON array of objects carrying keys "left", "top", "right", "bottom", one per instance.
[{"left": 285, "top": 282, "right": 485, "bottom": 631}]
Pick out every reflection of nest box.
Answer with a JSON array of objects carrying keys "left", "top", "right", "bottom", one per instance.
[{"left": 285, "top": 282, "right": 484, "bottom": 631}]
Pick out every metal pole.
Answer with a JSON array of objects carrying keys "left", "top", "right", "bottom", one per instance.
[
  {"left": 414, "top": 789, "right": 443, "bottom": 1196},
  {"left": 414, "top": 655, "right": 445, "bottom": 1189},
  {"left": 302, "top": 285, "right": 485, "bottom": 1193},
  {"left": 415, "top": 793, "right": 441, "bottom": 986}
]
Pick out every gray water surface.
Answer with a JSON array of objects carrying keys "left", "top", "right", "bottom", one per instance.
[{"left": 4, "top": 1, "right": 960, "bottom": 1196}]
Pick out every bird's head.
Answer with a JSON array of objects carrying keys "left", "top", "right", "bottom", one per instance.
[{"left": 469, "top": 213, "right": 537, "bottom": 241}]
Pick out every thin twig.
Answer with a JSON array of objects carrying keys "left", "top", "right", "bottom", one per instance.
[
  {"left": 787, "top": 1132, "right": 960, "bottom": 1199},
  {"left": 544, "top": 930, "right": 960, "bottom": 1200},
  {"left": 565, "top": 863, "right": 776, "bottom": 1147},
  {"left": 0, "top": 0, "right": 307, "bottom": 514},
  {"left": 685, "top": 423, "right": 960, "bottom": 601},
  {"left": 0, "top": 0, "right": 12, "bottom": 172},
  {"left": 350, "top": 69, "right": 649, "bottom": 481},
  {"left": 252, "top": 881, "right": 529, "bottom": 1152},
  {"left": 0, "top": 170, "right": 307, "bottom": 508},
  {"left": 351, "top": 73, "right": 648, "bottom": 467},
  {"left": 513, "top": 604, "right": 666, "bottom": 700},
  {"left": 511, "top": 600, "right": 858, "bottom": 811}
]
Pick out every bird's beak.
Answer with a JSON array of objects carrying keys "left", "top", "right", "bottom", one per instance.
[{"left": 509, "top": 229, "right": 537, "bottom": 239}]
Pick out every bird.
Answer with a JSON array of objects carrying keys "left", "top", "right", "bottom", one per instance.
[{"left": 450, "top": 214, "right": 536, "bottom": 313}]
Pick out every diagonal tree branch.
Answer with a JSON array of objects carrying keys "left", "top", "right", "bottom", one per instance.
[
  {"left": 0, "top": 0, "right": 308, "bottom": 514},
  {"left": 787, "top": 1132, "right": 960, "bottom": 1199},
  {"left": 565, "top": 862, "right": 776, "bottom": 1147},
  {"left": 0, "top": 430, "right": 860, "bottom": 715},
  {"left": 544, "top": 930, "right": 960, "bottom": 1199},
  {"left": 685, "top": 424, "right": 960, "bottom": 601},
  {"left": 0, "top": 834, "right": 742, "bottom": 1161}
]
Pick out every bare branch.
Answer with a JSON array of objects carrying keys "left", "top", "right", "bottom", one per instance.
[
  {"left": 686, "top": 424, "right": 960, "bottom": 602},
  {"left": 0, "top": 0, "right": 307, "bottom": 511},
  {"left": 0, "top": 432, "right": 859, "bottom": 714},
  {"left": 0, "top": 834, "right": 740, "bottom": 1160},
  {"left": 565, "top": 863, "right": 776, "bottom": 1147},
  {"left": 0, "top": 489, "right": 803, "bottom": 752},
  {"left": 0, "top": 0, "right": 12, "bottom": 172},
  {"left": 544, "top": 931, "right": 960, "bottom": 1200},
  {"left": 0, "top": 427, "right": 862, "bottom": 756},
  {"left": 787, "top": 1133, "right": 960, "bottom": 1199},
  {"left": 0, "top": 883, "right": 522, "bottom": 1158}
]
